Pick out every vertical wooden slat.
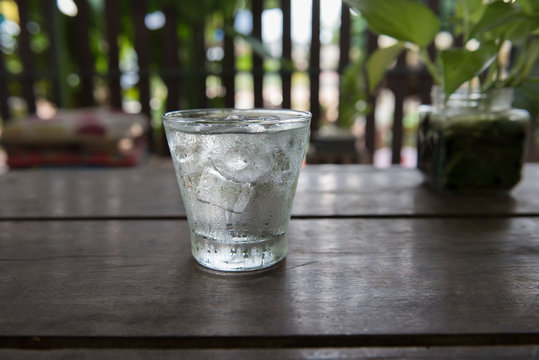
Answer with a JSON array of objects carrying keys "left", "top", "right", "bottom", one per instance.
[
  {"left": 42, "top": 0, "right": 62, "bottom": 107},
  {"left": 280, "top": 0, "right": 292, "bottom": 109},
  {"left": 0, "top": 45, "right": 9, "bottom": 120},
  {"left": 132, "top": 0, "right": 152, "bottom": 149},
  {"left": 309, "top": 0, "right": 321, "bottom": 130},
  {"left": 338, "top": 2, "right": 350, "bottom": 74},
  {"left": 337, "top": 1, "right": 351, "bottom": 142},
  {"left": 252, "top": 0, "right": 263, "bottom": 108},
  {"left": 191, "top": 23, "right": 207, "bottom": 108},
  {"left": 16, "top": 0, "right": 36, "bottom": 113},
  {"left": 73, "top": 0, "right": 95, "bottom": 107},
  {"left": 419, "top": 71, "right": 433, "bottom": 105},
  {"left": 422, "top": 0, "right": 437, "bottom": 105},
  {"left": 105, "top": 0, "right": 122, "bottom": 109},
  {"left": 132, "top": 1, "right": 151, "bottom": 116},
  {"left": 223, "top": 16, "right": 236, "bottom": 108},
  {"left": 162, "top": 5, "right": 180, "bottom": 112},
  {"left": 391, "top": 54, "right": 406, "bottom": 165},
  {"left": 365, "top": 31, "right": 377, "bottom": 162}
]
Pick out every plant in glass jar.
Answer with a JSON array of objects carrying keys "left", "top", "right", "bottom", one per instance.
[{"left": 344, "top": 0, "right": 539, "bottom": 192}]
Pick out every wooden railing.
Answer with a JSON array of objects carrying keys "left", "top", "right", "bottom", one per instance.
[{"left": 1, "top": 0, "right": 436, "bottom": 163}]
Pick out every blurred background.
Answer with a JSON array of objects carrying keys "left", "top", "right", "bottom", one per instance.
[{"left": 0, "top": 0, "right": 537, "bottom": 171}]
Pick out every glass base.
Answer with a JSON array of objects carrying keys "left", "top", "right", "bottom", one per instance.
[{"left": 190, "top": 231, "right": 287, "bottom": 272}]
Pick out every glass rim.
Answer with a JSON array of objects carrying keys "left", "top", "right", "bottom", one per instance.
[{"left": 163, "top": 108, "right": 312, "bottom": 125}]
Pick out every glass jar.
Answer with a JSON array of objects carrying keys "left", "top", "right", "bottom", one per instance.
[{"left": 417, "top": 86, "right": 530, "bottom": 193}]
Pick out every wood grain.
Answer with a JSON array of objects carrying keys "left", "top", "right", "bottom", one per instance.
[
  {"left": 2, "top": 164, "right": 539, "bottom": 219},
  {"left": 1, "top": 346, "right": 539, "bottom": 359},
  {"left": 0, "top": 165, "right": 184, "bottom": 219},
  {"left": 1, "top": 218, "right": 537, "bottom": 338}
]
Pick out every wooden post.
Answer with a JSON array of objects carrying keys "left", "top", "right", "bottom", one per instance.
[
  {"left": 105, "top": 0, "right": 122, "bottom": 109},
  {"left": 162, "top": 5, "right": 181, "bottom": 112},
  {"left": 42, "top": 0, "right": 62, "bottom": 108},
  {"left": 281, "top": 0, "right": 292, "bottom": 109},
  {"left": 338, "top": 2, "right": 350, "bottom": 74},
  {"left": 73, "top": 0, "right": 95, "bottom": 107},
  {"left": 0, "top": 42, "right": 9, "bottom": 121},
  {"left": 364, "top": 31, "right": 377, "bottom": 162},
  {"left": 309, "top": 0, "right": 320, "bottom": 131},
  {"left": 16, "top": 0, "right": 36, "bottom": 113},
  {"left": 223, "top": 15, "right": 236, "bottom": 108},
  {"left": 391, "top": 54, "right": 406, "bottom": 165},
  {"left": 252, "top": 0, "right": 263, "bottom": 108},
  {"left": 132, "top": 0, "right": 152, "bottom": 148}
]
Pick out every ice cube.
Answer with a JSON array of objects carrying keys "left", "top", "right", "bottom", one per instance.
[
  {"left": 255, "top": 135, "right": 296, "bottom": 185},
  {"left": 170, "top": 133, "right": 213, "bottom": 176},
  {"left": 213, "top": 138, "right": 273, "bottom": 183},
  {"left": 270, "top": 145, "right": 291, "bottom": 172},
  {"left": 277, "top": 131, "right": 302, "bottom": 153},
  {"left": 194, "top": 168, "right": 253, "bottom": 213}
]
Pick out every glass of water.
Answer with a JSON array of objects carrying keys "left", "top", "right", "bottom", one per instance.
[{"left": 163, "top": 109, "right": 311, "bottom": 272}]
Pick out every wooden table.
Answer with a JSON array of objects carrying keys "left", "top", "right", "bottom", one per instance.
[{"left": 1, "top": 162, "right": 538, "bottom": 359}]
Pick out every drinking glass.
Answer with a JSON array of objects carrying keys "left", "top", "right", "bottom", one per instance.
[{"left": 163, "top": 109, "right": 311, "bottom": 271}]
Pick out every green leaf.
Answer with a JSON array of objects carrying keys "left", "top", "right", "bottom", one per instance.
[
  {"left": 469, "top": 1, "right": 521, "bottom": 40},
  {"left": 366, "top": 43, "right": 405, "bottom": 93},
  {"left": 524, "top": 77, "right": 539, "bottom": 83},
  {"left": 454, "top": 0, "right": 485, "bottom": 24},
  {"left": 473, "top": 14, "right": 539, "bottom": 43},
  {"left": 455, "top": 0, "right": 485, "bottom": 23},
  {"left": 453, "top": 0, "right": 486, "bottom": 36},
  {"left": 441, "top": 42, "right": 499, "bottom": 98},
  {"left": 344, "top": 0, "right": 440, "bottom": 47},
  {"left": 518, "top": 38, "right": 539, "bottom": 85},
  {"left": 504, "top": 15, "right": 539, "bottom": 43},
  {"left": 517, "top": 0, "right": 539, "bottom": 15}
]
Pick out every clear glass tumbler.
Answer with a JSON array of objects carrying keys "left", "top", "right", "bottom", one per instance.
[{"left": 163, "top": 109, "right": 311, "bottom": 271}]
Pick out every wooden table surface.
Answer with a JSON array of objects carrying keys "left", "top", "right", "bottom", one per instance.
[
  {"left": 1, "top": 162, "right": 538, "bottom": 359},
  {"left": 3, "top": 163, "right": 539, "bottom": 219}
]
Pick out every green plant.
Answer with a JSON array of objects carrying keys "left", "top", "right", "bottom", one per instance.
[
  {"left": 339, "top": 57, "right": 369, "bottom": 128},
  {"left": 344, "top": 0, "right": 539, "bottom": 99}
]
